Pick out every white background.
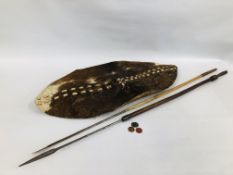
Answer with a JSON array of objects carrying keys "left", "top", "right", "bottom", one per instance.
[{"left": 0, "top": 1, "right": 233, "bottom": 175}]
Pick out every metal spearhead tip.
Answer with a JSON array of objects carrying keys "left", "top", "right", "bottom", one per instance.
[{"left": 19, "top": 148, "right": 58, "bottom": 167}]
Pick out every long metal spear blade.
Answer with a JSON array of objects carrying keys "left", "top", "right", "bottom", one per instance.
[
  {"left": 33, "top": 68, "right": 217, "bottom": 154},
  {"left": 33, "top": 110, "right": 126, "bottom": 154},
  {"left": 19, "top": 149, "right": 58, "bottom": 167},
  {"left": 19, "top": 120, "right": 121, "bottom": 167}
]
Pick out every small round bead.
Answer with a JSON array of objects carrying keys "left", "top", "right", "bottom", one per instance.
[
  {"left": 136, "top": 128, "right": 143, "bottom": 134},
  {"left": 131, "top": 122, "right": 139, "bottom": 128},
  {"left": 128, "top": 127, "right": 135, "bottom": 132}
]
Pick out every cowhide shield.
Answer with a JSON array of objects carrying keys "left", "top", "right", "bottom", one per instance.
[{"left": 35, "top": 61, "right": 178, "bottom": 118}]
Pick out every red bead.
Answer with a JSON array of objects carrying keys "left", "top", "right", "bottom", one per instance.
[{"left": 136, "top": 127, "right": 143, "bottom": 133}]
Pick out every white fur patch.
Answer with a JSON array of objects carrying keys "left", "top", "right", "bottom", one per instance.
[{"left": 35, "top": 81, "right": 73, "bottom": 112}]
